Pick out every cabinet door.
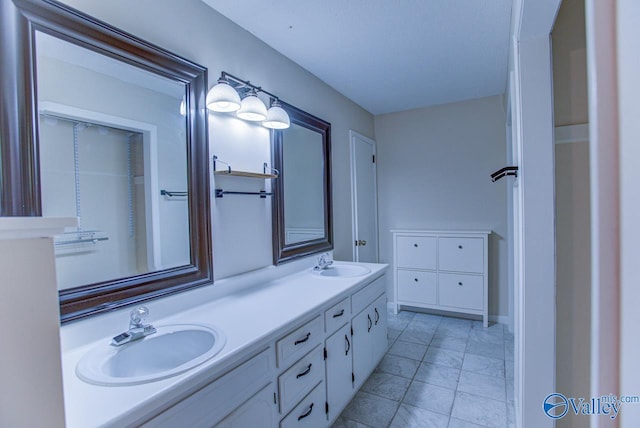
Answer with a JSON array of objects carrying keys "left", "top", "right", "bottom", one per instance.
[
  {"left": 216, "top": 384, "right": 277, "bottom": 428},
  {"left": 371, "top": 294, "right": 388, "bottom": 364},
  {"left": 351, "top": 307, "right": 374, "bottom": 389},
  {"left": 325, "top": 324, "right": 353, "bottom": 421}
]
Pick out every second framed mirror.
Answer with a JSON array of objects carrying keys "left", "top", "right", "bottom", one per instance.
[{"left": 272, "top": 102, "right": 332, "bottom": 264}]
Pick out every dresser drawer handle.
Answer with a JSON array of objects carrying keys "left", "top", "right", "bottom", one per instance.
[
  {"left": 332, "top": 309, "right": 345, "bottom": 318},
  {"left": 458, "top": 282, "right": 463, "bottom": 286},
  {"left": 414, "top": 278, "right": 419, "bottom": 282},
  {"left": 458, "top": 245, "right": 463, "bottom": 249},
  {"left": 414, "top": 243, "right": 418, "bottom": 247},
  {"left": 294, "top": 332, "right": 311, "bottom": 346},
  {"left": 297, "top": 403, "right": 314, "bottom": 421},
  {"left": 296, "top": 363, "right": 313, "bottom": 379}
]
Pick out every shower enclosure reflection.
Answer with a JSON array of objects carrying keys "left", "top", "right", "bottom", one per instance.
[{"left": 36, "top": 32, "right": 190, "bottom": 290}]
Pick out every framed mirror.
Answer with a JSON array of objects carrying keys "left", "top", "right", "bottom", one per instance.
[
  {"left": 272, "top": 102, "right": 332, "bottom": 264},
  {"left": 0, "top": 0, "right": 212, "bottom": 321}
]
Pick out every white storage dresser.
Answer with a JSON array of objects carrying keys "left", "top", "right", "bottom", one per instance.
[{"left": 392, "top": 229, "right": 490, "bottom": 327}]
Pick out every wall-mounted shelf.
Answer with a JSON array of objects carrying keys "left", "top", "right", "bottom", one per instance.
[
  {"left": 214, "top": 170, "right": 278, "bottom": 179},
  {"left": 213, "top": 155, "right": 279, "bottom": 179}
]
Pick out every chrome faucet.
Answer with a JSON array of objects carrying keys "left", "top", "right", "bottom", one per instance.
[
  {"left": 111, "top": 306, "right": 157, "bottom": 346},
  {"left": 313, "top": 253, "right": 334, "bottom": 271}
]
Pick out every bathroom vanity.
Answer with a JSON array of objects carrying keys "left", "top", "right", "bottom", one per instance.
[{"left": 60, "top": 262, "right": 388, "bottom": 427}]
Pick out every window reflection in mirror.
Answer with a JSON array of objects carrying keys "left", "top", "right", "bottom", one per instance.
[
  {"left": 283, "top": 123, "right": 326, "bottom": 245},
  {"left": 36, "top": 32, "right": 190, "bottom": 290}
]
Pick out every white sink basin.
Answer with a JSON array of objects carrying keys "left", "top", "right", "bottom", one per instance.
[
  {"left": 76, "top": 323, "right": 225, "bottom": 386},
  {"left": 315, "top": 264, "right": 371, "bottom": 277}
]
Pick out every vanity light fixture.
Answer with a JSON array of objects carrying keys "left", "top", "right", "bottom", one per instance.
[
  {"left": 263, "top": 99, "right": 290, "bottom": 129},
  {"left": 206, "top": 77, "right": 241, "bottom": 112},
  {"left": 207, "top": 71, "right": 290, "bottom": 129},
  {"left": 236, "top": 88, "right": 267, "bottom": 121}
]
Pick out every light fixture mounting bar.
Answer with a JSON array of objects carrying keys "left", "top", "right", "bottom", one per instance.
[{"left": 221, "top": 71, "right": 281, "bottom": 103}]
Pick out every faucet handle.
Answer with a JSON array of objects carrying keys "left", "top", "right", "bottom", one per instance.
[{"left": 130, "top": 306, "right": 150, "bottom": 327}]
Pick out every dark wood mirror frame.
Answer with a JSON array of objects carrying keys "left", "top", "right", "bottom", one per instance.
[
  {"left": 272, "top": 102, "right": 333, "bottom": 264},
  {"left": 0, "top": 0, "right": 212, "bottom": 322}
]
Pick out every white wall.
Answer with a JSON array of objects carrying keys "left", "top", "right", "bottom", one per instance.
[
  {"left": 374, "top": 95, "right": 509, "bottom": 319},
  {"left": 57, "top": 0, "right": 375, "bottom": 279}
]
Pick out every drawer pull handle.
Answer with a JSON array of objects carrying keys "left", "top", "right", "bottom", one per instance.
[
  {"left": 458, "top": 245, "right": 463, "bottom": 249},
  {"left": 298, "top": 403, "right": 314, "bottom": 421},
  {"left": 374, "top": 308, "right": 380, "bottom": 325},
  {"left": 414, "top": 243, "right": 418, "bottom": 247},
  {"left": 296, "top": 363, "right": 313, "bottom": 379},
  {"left": 333, "top": 309, "right": 345, "bottom": 318},
  {"left": 294, "top": 332, "right": 311, "bottom": 346},
  {"left": 367, "top": 314, "right": 372, "bottom": 332},
  {"left": 458, "top": 282, "right": 463, "bottom": 286},
  {"left": 414, "top": 278, "right": 418, "bottom": 282},
  {"left": 345, "top": 334, "right": 351, "bottom": 355}
]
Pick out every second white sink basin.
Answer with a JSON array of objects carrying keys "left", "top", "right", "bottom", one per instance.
[
  {"left": 316, "top": 264, "right": 371, "bottom": 277},
  {"left": 76, "top": 323, "right": 225, "bottom": 386}
]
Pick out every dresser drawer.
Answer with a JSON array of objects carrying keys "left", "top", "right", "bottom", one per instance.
[
  {"left": 276, "top": 317, "right": 322, "bottom": 368},
  {"left": 438, "top": 237, "right": 484, "bottom": 273},
  {"left": 325, "top": 297, "right": 350, "bottom": 334},
  {"left": 396, "top": 270, "right": 436, "bottom": 305},
  {"left": 280, "top": 382, "right": 326, "bottom": 428},
  {"left": 396, "top": 236, "right": 437, "bottom": 269},
  {"left": 278, "top": 346, "right": 324, "bottom": 414},
  {"left": 438, "top": 273, "right": 483, "bottom": 310}
]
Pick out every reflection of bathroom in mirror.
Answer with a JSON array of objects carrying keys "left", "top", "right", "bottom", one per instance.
[
  {"left": 272, "top": 102, "right": 332, "bottom": 264},
  {"left": 282, "top": 123, "right": 325, "bottom": 245},
  {"left": 35, "top": 32, "right": 190, "bottom": 290}
]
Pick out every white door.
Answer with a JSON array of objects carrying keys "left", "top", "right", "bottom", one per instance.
[{"left": 350, "top": 131, "right": 378, "bottom": 262}]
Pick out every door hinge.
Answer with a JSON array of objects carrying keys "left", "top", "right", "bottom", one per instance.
[
  {"left": 324, "top": 347, "right": 327, "bottom": 360},
  {"left": 325, "top": 401, "right": 329, "bottom": 415},
  {"left": 352, "top": 372, "right": 355, "bottom": 383},
  {"left": 372, "top": 154, "right": 375, "bottom": 163},
  {"left": 350, "top": 326, "right": 353, "bottom": 336},
  {"left": 273, "top": 392, "right": 277, "bottom": 405}
]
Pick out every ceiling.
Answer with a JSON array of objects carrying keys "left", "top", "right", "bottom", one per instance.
[{"left": 201, "top": 0, "right": 513, "bottom": 115}]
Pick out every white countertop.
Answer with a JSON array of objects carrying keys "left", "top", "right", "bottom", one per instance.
[{"left": 60, "top": 261, "right": 388, "bottom": 427}]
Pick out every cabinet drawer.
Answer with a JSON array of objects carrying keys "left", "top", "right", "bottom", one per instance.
[
  {"left": 438, "top": 237, "right": 484, "bottom": 273},
  {"left": 325, "top": 297, "right": 350, "bottom": 334},
  {"left": 352, "top": 276, "right": 385, "bottom": 315},
  {"left": 278, "top": 346, "right": 324, "bottom": 414},
  {"left": 280, "top": 382, "right": 326, "bottom": 428},
  {"left": 144, "top": 348, "right": 273, "bottom": 427},
  {"left": 397, "top": 270, "right": 436, "bottom": 305},
  {"left": 438, "top": 273, "right": 483, "bottom": 310},
  {"left": 396, "top": 236, "right": 437, "bottom": 269},
  {"left": 277, "top": 316, "right": 322, "bottom": 368}
]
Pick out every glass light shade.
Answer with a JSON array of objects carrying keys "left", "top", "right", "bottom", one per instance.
[
  {"left": 206, "top": 80, "right": 241, "bottom": 112},
  {"left": 237, "top": 93, "right": 267, "bottom": 121},
  {"left": 263, "top": 104, "right": 290, "bottom": 129}
]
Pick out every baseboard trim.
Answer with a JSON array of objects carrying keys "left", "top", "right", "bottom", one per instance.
[{"left": 390, "top": 301, "right": 508, "bottom": 325}]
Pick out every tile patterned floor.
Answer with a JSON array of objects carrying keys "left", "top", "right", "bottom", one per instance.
[{"left": 333, "top": 310, "right": 515, "bottom": 428}]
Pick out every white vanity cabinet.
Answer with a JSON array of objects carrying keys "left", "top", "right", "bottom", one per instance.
[
  {"left": 352, "top": 293, "right": 387, "bottom": 389},
  {"left": 143, "top": 348, "right": 276, "bottom": 428},
  {"left": 217, "top": 385, "right": 278, "bottom": 428},
  {"left": 392, "top": 230, "right": 490, "bottom": 327},
  {"left": 131, "top": 268, "right": 388, "bottom": 428}
]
